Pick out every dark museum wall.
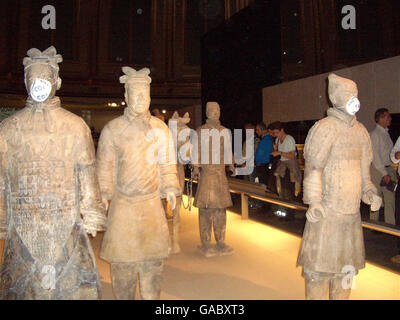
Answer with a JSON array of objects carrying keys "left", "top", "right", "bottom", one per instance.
[
  {"left": 0, "top": 0, "right": 399, "bottom": 132},
  {"left": 201, "top": 0, "right": 400, "bottom": 131},
  {"left": 0, "top": 0, "right": 252, "bottom": 107}
]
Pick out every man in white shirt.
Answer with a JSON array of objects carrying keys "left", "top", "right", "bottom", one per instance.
[
  {"left": 270, "top": 121, "right": 302, "bottom": 197},
  {"left": 369, "top": 108, "right": 396, "bottom": 225},
  {"left": 389, "top": 138, "right": 400, "bottom": 264}
]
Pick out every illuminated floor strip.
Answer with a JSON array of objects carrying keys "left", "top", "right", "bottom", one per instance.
[{"left": 92, "top": 195, "right": 400, "bottom": 300}]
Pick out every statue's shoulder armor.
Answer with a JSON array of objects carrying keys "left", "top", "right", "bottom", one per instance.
[
  {"left": 0, "top": 108, "right": 28, "bottom": 137},
  {"left": 0, "top": 108, "right": 26, "bottom": 127},
  {"left": 104, "top": 116, "right": 129, "bottom": 136},
  {"left": 57, "top": 107, "right": 88, "bottom": 127},
  {"left": 150, "top": 115, "right": 169, "bottom": 132},
  {"left": 353, "top": 120, "right": 370, "bottom": 140},
  {"left": 310, "top": 116, "right": 337, "bottom": 135}
]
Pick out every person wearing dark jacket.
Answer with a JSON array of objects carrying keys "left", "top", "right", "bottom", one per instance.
[{"left": 255, "top": 123, "right": 273, "bottom": 191}]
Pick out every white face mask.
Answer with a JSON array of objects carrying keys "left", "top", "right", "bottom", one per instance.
[
  {"left": 30, "top": 78, "right": 52, "bottom": 102},
  {"left": 340, "top": 96, "right": 360, "bottom": 115}
]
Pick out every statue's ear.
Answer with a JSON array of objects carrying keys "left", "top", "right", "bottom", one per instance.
[{"left": 183, "top": 112, "right": 189, "bottom": 118}]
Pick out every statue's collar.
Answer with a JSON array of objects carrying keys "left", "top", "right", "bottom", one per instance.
[
  {"left": 206, "top": 118, "right": 221, "bottom": 127},
  {"left": 26, "top": 96, "right": 61, "bottom": 112},
  {"left": 327, "top": 107, "right": 356, "bottom": 127},
  {"left": 124, "top": 107, "right": 151, "bottom": 123},
  {"left": 23, "top": 96, "right": 61, "bottom": 132}
]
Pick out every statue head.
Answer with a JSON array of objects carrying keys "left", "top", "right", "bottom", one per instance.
[
  {"left": 120, "top": 67, "right": 152, "bottom": 115},
  {"left": 23, "top": 46, "right": 63, "bottom": 103},
  {"left": 206, "top": 102, "right": 220, "bottom": 121},
  {"left": 169, "top": 111, "right": 190, "bottom": 127},
  {"left": 328, "top": 73, "right": 360, "bottom": 116}
]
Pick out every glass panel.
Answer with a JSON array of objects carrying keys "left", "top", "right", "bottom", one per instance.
[
  {"left": 29, "top": 0, "right": 53, "bottom": 51},
  {"left": 132, "top": 0, "right": 152, "bottom": 64},
  {"left": 110, "top": 0, "right": 130, "bottom": 63},
  {"left": 29, "top": 0, "right": 74, "bottom": 60},
  {"left": 53, "top": 0, "right": 75, "bottom": 60},
  {"left": 185, "top": 0, "right": 225, "bottom": 66},
  {"left": 358, "top": 2, "right": 382, "bottom": 59},
  {"left": 336, "top": 0, "right": 359, "bottom": 60},
  {"left": 281, "top": 0, "right": 304, "bottom": 64}
]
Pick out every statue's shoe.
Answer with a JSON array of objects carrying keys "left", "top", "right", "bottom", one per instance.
[
  {"left": 216, "top": 243, "right": 234, "bottom": 256},
  {"left": 198, "top": 245, "right": 218, "bottom": 258}
]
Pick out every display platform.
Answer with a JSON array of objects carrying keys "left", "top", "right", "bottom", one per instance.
[{"left": 91, "top": 196, "right": 400, "bottom": 300}]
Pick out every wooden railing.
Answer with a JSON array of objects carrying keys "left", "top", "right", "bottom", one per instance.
[{"left": 186, "top": 176, "right": 400, "bottom": 237}]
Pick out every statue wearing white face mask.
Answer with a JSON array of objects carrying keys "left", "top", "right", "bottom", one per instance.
[
  {"left": 297, "top": 73, "right": 382, "bottom": 300},
  {"left": 0, "top": 47, "right": 107, "bottom": 299}
]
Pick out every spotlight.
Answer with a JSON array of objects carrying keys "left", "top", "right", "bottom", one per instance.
[
  {"left": 274, "top": 210, "right": 287, "bottom": 217},
  {"left": 162, "top": 109, "right": 166, "bottom": 114}
]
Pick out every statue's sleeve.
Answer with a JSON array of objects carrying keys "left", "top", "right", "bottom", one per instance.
[
  {"left": 0, "top": 131, "right": 7, "bottom": 239},
  {"left": 77, "top": 123, "right": 107, "bottom": 232},
  {"left": 96, "top": 125, "right": 116, "bottom": 201},
  {"left": 158, "top": 125, "right": 182, "bottom": 198},
  {"left": 360, "top": 125, "right": 378, "bottom": 195},
  {"left": 192, "top": 127, "right": 202, "bottom": 168},
  {"left": 302, "top": 120, "right": 335, "bottom": 205}
]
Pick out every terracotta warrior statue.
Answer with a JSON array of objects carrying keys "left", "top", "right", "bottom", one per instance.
[
  {"left": 0, "top": 46, "right": 107, "bottom": 300},
  {"left": 193, "top": 102, "right": 235, "bottom": 257},
  {"left": 168, "top": 111, "right": 191, "bottom": 254},
  {"left": 96, "top": 67, "right": 181, "bottom": 300},
  {"left": 297, "top": 73, "right": 382, "bottom": 300}
]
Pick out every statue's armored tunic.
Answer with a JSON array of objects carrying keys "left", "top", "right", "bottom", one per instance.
[
  {"left": 193, "top": 119, "right": 233, "bottom": 209},
  {"left": 297, "top": 107, "right": 377, "bottom": 274},
  {"left": 97, "top": 109, "right": 181, "bottom": 263},
  {"left": 0, "top": 98, "right": 106, "bottom": 300}
]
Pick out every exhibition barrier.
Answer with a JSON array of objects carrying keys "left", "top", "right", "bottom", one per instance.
[{"left": 186, "top": 176, "right": 400, "bottom": 237}]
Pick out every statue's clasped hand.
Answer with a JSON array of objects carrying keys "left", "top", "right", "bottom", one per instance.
[
  {"left": 166, "top": 191, "right": 176, "bottom": 210},
  {"left": 363, "top": 189, "right": 382, "bottom": 212},
  {"left": 305, "top": 202, "right": 326, "bottom": 223},
  {"left": 84, "top": 226, "right": 97, "bottom": 238}
]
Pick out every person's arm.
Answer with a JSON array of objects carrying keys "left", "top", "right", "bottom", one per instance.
[
  {"left": 370, "top": 131, "right": 388, "bottom": 177},
  {"left": 272, "top": 136, "right": 296, "bottom": 159},
  {"left": 277, "top": 150, "right": 296, "bottom": 160},
  {"left": 390, "top": 136, "right": 400, "bottom": 164},
  {"left": 255, "top": 138, "right": 268, "bottom": 164}
]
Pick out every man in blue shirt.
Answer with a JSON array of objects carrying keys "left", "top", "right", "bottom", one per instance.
[{"left": 255, "top": 122, "right": 273, "bottom": 191}]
